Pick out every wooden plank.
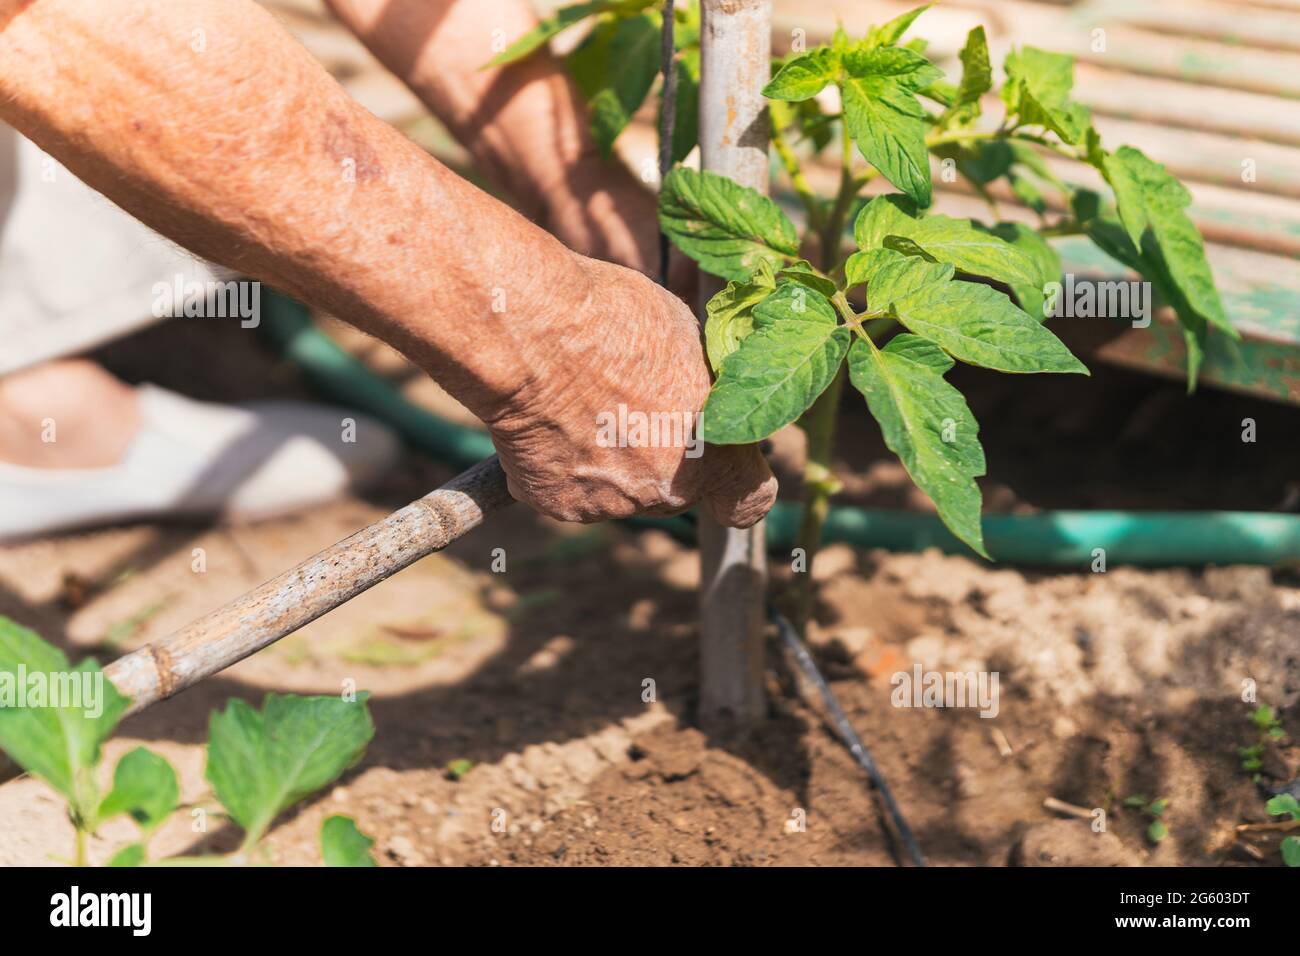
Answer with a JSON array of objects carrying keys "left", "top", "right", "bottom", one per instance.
[
  {"left": 1072, "top": 64, "right": 1300, "bottom": 146},
  {"left": 1226, "top": 0, "right": 1300, "bottom": 13},
  {"left": 1092, "top": 0, "right": 1300, "bottom": 52}
]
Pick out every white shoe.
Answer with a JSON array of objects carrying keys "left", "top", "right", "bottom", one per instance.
[{"left": 0, "top": 384, "right": 401, "bottom": 540}]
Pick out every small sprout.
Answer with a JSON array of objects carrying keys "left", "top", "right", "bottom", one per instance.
[
  {"left": 1123, "top": 794, "right": 1170, "bottom": 845},
  {"left": 1240, "top": 702, "right": 1287, "bottom": 777},
  {"left": 445, "top": 758, "right": 475, "bottom": 781}
]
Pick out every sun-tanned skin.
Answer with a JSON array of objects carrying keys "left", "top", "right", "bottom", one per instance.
[
  {"left": 0, "top": 0, "right": 776, "bottom": 526},
  {"left": 325, "top": 0, "right": 664, "bottom": 276}
]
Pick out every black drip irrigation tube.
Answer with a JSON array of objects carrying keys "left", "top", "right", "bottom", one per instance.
[
  {"left": 259, "top": 290, "right": 1300, "bottom": 569},
  {"left": 770, "top": 607, "right": 925, "bottom": 866}
]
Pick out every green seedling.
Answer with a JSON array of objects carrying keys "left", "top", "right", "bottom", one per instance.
[
  {"left": 1265, "top": 794, "right": 1300, "bottom": 868},
  {"left": 320, "top": 814, "right": 378, "bottom": 867},
  {"left": 1123, "top": 794, "right": 1170, "bottom": 845},
  {"left": 445, "top": 758, "right": 475, "bottom": 781},
  {"left": 0, "top": 616, "right": 376, "bottom": 866},
  {"left": 1239, "top": 703, "right": 1286, "bottom": 775},
  {"left": 494, "top": 3, "right": 1230, "bottom": 625}
]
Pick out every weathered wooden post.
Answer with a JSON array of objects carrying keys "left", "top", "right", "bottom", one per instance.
[{"left": 696, "top": 0, "right": 771, "bottom": 727}]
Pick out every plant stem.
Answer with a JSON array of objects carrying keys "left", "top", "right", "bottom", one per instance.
[
  {"left": 1038, "top": 220, "right": 1085, "bottom": 237},
  {"left": 771, "top": 120, "right": 822, "bottom": 232},
  {"left": 74, "top": 826, "right": 86, "bottom": 867},
  {"left": 924, "top": 127, "right": 1082, "bottom": 163},
  {"left": 819, "top": 133, "right": 874, "bottom": 267},
  {"left": 789, "top": 289, "right": 880, "bottom": 632},
  {"left": 787, "top": 126, "right": 878, "bottom": 632},
  {"left": 790, "top": 365, "right": 845, "bottom": 633}
]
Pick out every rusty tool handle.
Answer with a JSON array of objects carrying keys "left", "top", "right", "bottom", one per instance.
[{"left": 105, "top": 456, "right": 513, "bottom": 716}]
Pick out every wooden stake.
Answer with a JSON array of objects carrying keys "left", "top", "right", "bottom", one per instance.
[
  {"left": 104, "top": 457, "right": 512, "bottom": 716},
  {"left": 696, "top": 0, "right": 771, "bottom": 727}
]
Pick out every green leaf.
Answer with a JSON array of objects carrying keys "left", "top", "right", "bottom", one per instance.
[
  {"left": 704, "top": 261, "right": 775, "bottom": 372},
  {"left": 778, "top": 259, "right": 838, "bottom": 298},
  {"left": 1282, "top": 836, "right": 1300, "bottom": 867},
  {"left": 866, "top": 4, "right": 931, "bottom": 48},
  {"left": 953, "top": 26, "right": 992, "bottom": 109},
  {"left": 107, "top": 843, "right": 147, "bottom": 868},
  {"left": 846, "top": 246, "right": 939, "bottom": 298},
  {"left": 486, "top": 2, "right": 615, "bottom": 67},
  {"left": 764, "top": 47, "right": 838, "bottom": 101},
  {"left": 851, "top": 193, "right": 917, "bottom": 249},
  {"left": 566, "top": 16, "right": 617, "bottom": 98},
  {"left": 774, "top": 96, "right": 837, "bottom": 154},
  {"left": 987, "top": 221, "right": 1062, "bottom": 317},
  {"left": 847, "top": 334, "right": 987, "bottom": 557},
  {"left": 1100, "top": 146, "right": 1232, "bottom": 338},
  {"left": 658, "top": 168, "right": 800, "bottom": 281},
  {"left": 840, "top": 48, "right": 942, "bottom": 207},
  {"left": 1147, "top": 819, "right": 1169, "bottom": 843},
  {"left": 206, "top": 693, "right": 374, "bottom": 844},
  {"left": 1002, "top": 47, "right": 1090, "bottom": 145},
  {"left": 1250, "top": 704, "right": 1276, "bottom": 729},
  {"left": 1266, "top": 794, "right": 1300, "bottom": 820},
  {"left": 921, "top": 79, "right": 957, "bottom": 109},
  {"left": 0, "top": 617, "right": 130, "bottom": 823},
  {"left": 831, "top": 25, "right": 852, "bottom": 56},
  {"left": 99, "top": 747, "right": 179, "bottom": 835},
  {"left": 1148, "top": 797, "right": 1169, "bottom": 816},
  {"left": 853, "top": 249, "right": 1087, "bottom": 375},
  {"left": 587, "top": 13, "right": 661, "bottom": 157},
  {"left": 1071, "top": 188, "right": 1224, "bottom": 390},
  {"left": 852, "top": 195, "right": 1043, "bottom": 295},
  {"left": 321, "top": 815, "right": 378, "bottom": 867},
  {"left": 668, "top": 47, "right": 700, "bottom": 164},
  {"left": 673, "top": 2, "right": 699, "bottom": 51},
  {"left": 702, "top": 282, "right": 851, "bottom": 444}
]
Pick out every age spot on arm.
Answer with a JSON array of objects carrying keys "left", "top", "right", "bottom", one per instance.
[{"left": 321, "top": 107, "right": 386, "bottom": 184}]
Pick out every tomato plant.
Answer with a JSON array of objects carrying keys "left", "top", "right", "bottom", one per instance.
[{"left": 496, "top": 3, "right": 1231, "bottom": 625}]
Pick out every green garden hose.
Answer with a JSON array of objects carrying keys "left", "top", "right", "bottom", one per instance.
[{"left": 260, "top": 291, "right": 1300, "bottom": 568}]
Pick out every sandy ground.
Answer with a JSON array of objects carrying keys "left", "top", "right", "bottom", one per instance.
[{"left": 0, "top": 312, "right": 1297, "bottom": 868}]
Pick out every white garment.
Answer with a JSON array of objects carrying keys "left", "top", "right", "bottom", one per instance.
[
  {"left": 0, "top": 384, "right": 401, "bottom": 540},
  {"left": 0, "top": 125, "right": 222, "bottom": 374}
]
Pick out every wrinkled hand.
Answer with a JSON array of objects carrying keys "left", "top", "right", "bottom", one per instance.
[{"left": 483, "top": 256, "right": 776, "bottom": 526}]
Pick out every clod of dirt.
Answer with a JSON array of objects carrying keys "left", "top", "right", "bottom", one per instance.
[
  {"left": 636, "top": 726, "right": 706, "bottom": 782},
  {"left": 1013, "top": 820, "right": 1140, "bottom": 867}
]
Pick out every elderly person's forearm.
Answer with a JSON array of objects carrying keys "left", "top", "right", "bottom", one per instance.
[{"left": 0, "top": 0, "right": 584, "bottom": 419}]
